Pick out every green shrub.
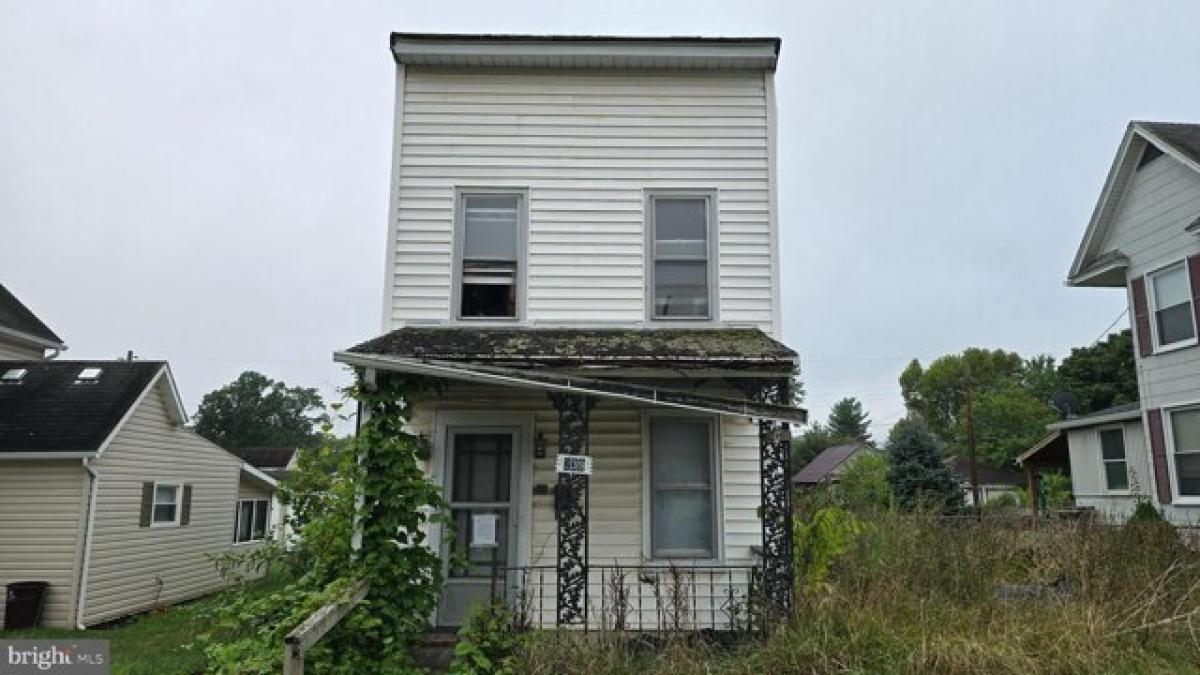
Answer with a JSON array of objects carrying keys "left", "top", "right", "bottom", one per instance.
[
  {"left": 449, "top": 602, "right": 526, "bottom": 675},
  {"left": 834, "top": 452, "right": 892, "bottom": 511}
]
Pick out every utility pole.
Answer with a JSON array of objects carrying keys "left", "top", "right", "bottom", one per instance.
[{"left": 965, "top": 368, "right": 981, "bottom": 510}]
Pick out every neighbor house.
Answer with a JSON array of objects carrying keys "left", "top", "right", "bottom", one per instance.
[
  {"left": 333, "top": 33, "right": 804, "bottom": 629},
  {"left": 946, "top": 456, "right": 1024, "bottom": 507},
  {"left": 0, "top": 283, "right": 66, "bottom": 360},
  {"left": 791, "top": 442, "right": 872, "bottom": 489},
  {"left": 1020, "top": 122, "right": 1200, "bottom": 525},
  {"left": 0, "top": 360, "right": 277, "bottom": 629},
  {"left": 227, "top": 446, "right": 297, "bottom": 544}
]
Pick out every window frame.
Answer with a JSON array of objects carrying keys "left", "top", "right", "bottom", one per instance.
[
  {"left": 1146, "top": 259, "right": 1198, "bottom": 354},
  {"left": 1097, "top": 425, "right": 1130, "bottom": 494},
  {"left": 1165, "top": 403, "right": 1200, "bottom": 504},
  {"left": 451, "top": 187, "right": 528, "bottom": 323},
  {"left": 641, "top": 411, "right": 723, "bottom": 561},
  {"left": 645, "top": 189, "right": 719, "bottom": 323},
  {"left": 150, "top": 482, "right": 182, "bottom": 528},
  {"left": 233, "top": 498, "right": 271, "bottom": 544}
]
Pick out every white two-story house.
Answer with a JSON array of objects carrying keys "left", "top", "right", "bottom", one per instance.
[
  {"left": 1021, "top": 122, "right": 1200, "bottom": 525},
  {"left": 334, "top": 33, "right": 804, "bottom": 630}
]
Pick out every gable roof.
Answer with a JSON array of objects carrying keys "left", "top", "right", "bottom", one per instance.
[
  {"left": 227, "top": 446, "right": 296, "bottom": 469},
  {"left": 0, "top": 361, "right": 185, "bottom": 456},
  {"left": 0, "top": 283, "right": 65, "bottom": 350},
  {"left": 390, "top": 33, "right": 780, "bottom": 71},
  {"left": 791, "top": 442, "right": 869, "bottom": 484},
  {"left": 1069, "top": 121, "right": 1200, "bottom": 286}
]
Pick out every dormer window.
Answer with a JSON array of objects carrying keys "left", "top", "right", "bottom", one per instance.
[
  {"left": 1, "top": 368, "right": 27, "bottom": 384},
  {"left": 648, "top": 192, "right": 716, "bottom": 320},
  {"left": 75, "top": 367, "right": 103, "bottom": 384},
  {"left": 1149, "top": 261, "right": 1197, "bottom": 350},
  {"left": 456, "top": 191, "right": 524, "bottom": 319}
]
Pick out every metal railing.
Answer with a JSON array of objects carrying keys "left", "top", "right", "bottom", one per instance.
[{"left": 491, "top": 564, "right": 761, "bottom": 633}]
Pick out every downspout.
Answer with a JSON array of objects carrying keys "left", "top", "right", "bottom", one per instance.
[{"left": 75, "top": 457, "right": 100, "bottom": 629}]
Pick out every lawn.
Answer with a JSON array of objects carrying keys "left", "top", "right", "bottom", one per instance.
[{"left": 7, "top": 577, "right": 281, "bottom": 675}]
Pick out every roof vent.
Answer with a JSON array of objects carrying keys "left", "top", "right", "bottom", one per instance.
[
  {"left": 1, "top": 368, "right": 27, "bottom": 384},
  {"left": 75, "top": 367, "right": 103, "bottom": 384}
]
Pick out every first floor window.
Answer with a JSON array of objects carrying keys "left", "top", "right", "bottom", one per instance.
[
  {"left": 1149, "top": 262, "right": 1197, "bottom": 348},
  {"left": 152, "top": 484, "right": 180, "bottom": 525},
  {"left": 1099, "top": 427, "right": 1128, "bottom": 491},
  {"left": 235, "top": 499, "right": 270, "bottom": 543},
  {"left": 458, "top": 192, "right": 522, "bottom": 318},
  {"left": 1170, "top": 407, "right": 1200, "bottom": 497},
  {"left": 648, "top": 416, "right": 717, "bottom": 558}
]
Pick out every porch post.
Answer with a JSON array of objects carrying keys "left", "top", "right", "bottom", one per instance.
[
  {"left": 756, "top": 379, "right": 795, "bottom": 618},
  {"left": 549, "top": 392, "right": 594, "bottom": 627}
]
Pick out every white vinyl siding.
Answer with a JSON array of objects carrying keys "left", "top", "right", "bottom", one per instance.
[
  {"left": 81, "top": 382, "right": 269, "bottom": 626},
  {"left": 1065, "top": 420, "right": 1153, "bottom": 522},
  {"left": 0, "top": 338, "right": 45, "bottom": 360},
  {"left": 1101, "top": 153, "right": 1200, "bottom": 428},
  {"left": 385, "top": 68, "right": 776, "bottom": 333},
  {"left": 0, "top": 461, "right": 87, "bottom": 629}
]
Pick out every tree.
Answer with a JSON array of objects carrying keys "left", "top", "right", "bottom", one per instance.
[
  {"left": 885, "top": 417, "right": 963, "bottom": 512},
  {"left": 193, "top": 371, "right": 328, "bottom": 449},
  {"left": 835, "top": 452, "right": 891, "bottom": 510},
  {"left": 827, "top": 397, "right": 872, "bottom": 442},
  {"left": 899, "top": 348, "right": 1057, "bottom": 467},
  {"left": 1058, "top": 330, "right": 1138, "bottom": 414}
]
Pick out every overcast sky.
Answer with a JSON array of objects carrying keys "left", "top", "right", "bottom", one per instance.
[{"left": 4, "top": 1, "right": 1198, "bottom": 440}]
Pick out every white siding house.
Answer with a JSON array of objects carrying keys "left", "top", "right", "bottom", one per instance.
[
  {"left": 1027, "top": 122, "right": 1200, "bottom": 525},
  {"left": 0, "top": 361, "right": 277, "bottom": 629},
  {"left": 0, "top": 283, "right": 66, "bottom": 360},
  {"left": 337, "top": 34, "right": 802, "bottom": 630}
]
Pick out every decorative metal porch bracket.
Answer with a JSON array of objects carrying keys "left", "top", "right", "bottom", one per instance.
[
  {"left": 549, "top": 392, "right": 595, "bottom": 627},
  {"left": 741, "top": 378, "right": 796, "bottom": 619}
]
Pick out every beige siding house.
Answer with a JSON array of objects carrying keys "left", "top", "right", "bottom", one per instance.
[
  {"left": 0, "top": 361, "right": 277, "bottom": 629},
  {"left": 1022, "top": 122, "right": 1200, "bottom": 525},
  {"left": 0, "top": 283, "right": 66, "bottom": 360},
  {"left": 336, "top": 34, "right": 804, "bottom": 631}
]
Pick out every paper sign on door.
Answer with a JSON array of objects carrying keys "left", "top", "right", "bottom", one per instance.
[{"left": 470, "top": 513, "right": 499, "bottom": 548}]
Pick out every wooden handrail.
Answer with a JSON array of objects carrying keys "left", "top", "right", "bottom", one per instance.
[{"left": 283, "top": 579, "right": 369, "bottom": 675}]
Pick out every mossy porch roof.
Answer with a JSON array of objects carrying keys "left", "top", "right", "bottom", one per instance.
[{"left": 346, "top": 327, "right": 796, "bottom": 366}]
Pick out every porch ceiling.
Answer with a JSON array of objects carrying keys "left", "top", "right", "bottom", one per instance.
[{"left": 332, "top": 351, "right": 807, "bottom": 425}]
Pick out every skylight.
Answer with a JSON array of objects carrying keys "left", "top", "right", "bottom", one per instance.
[
  {"left": 75, "top": 367, "right": 103, "bottom": 383},
  {"left": 1, "top": 368, "right": 27, "bottom": 384}
]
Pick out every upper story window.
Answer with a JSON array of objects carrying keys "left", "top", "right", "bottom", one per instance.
[
  {"left": 1099, "top": 427, "right": 1128, "bottom": 491},
  {"left": 456, "top": 192, "right": 524, "bottom": 320},
  {"left": 1149, "top": 261, "right": 1197, "bottom": 349},
  {"left": 648, "top": 192, "right": 716, "bottom": 320}
]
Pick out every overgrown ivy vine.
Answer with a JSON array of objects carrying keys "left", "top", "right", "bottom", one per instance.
[{"left": 202, "top": 371, "right": 448, "bottom": 674}]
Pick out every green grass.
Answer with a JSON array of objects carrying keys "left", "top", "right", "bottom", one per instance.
[{"left": 8, "top": 577, "right": 281, "bottom": 675}]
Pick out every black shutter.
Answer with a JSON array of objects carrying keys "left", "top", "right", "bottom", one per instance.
[
  {"left": 181, "top": 485, "right": 193, "bottom": 526},
  {"left": 138, "top": 482, "right": 154, "bottom": 527},
  {"left": 1131, "top": 275, "right": 1153, "bottom": 357}
]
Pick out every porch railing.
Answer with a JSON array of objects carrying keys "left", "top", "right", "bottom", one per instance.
[{"left": 491, "top": 564, "right": 761, "bottom": 633}]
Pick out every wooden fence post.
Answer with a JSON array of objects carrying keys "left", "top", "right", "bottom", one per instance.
[{"left": 282, "top": 580, "right": 369, "bottom": 675}]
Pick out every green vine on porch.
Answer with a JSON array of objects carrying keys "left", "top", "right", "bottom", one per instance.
[{"left": 201, "top": 371, "right": 449, "bottom": 674}]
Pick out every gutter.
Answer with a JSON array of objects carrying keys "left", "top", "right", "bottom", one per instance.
[
  {"left": 75, "top": 457, "right": 100, "bottom": 629},
  {"left": 1047, "top": 409, "right": 1142, "bottom": 431}
]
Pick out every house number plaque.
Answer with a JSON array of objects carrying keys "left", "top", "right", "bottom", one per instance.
[{"left": 555, "top": 454, "right": 592, "bottom": 476}]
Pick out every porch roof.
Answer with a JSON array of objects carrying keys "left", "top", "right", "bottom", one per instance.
[
  {"left": 344, "top": 327, "right": 797, "bottom": 369},
  {"left": 333, "top": 351, "right": 807, "bottom": 424}
]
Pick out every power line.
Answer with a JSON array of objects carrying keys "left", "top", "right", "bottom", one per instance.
[{"left": 1092, "top": 308, "right": 1129, "bottom": 346}]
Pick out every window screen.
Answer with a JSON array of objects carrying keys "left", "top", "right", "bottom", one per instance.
[
  {"left": 448, "top": 433, "right": 513, "bottom": 577},
  {"left": 649, "top": 417, "right": 715, "bottom": 558},
  {"left": 651, "top": 197, "right": 710, "bottom": 319}
]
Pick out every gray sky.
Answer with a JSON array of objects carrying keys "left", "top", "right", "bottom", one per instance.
[{"left": 4, "top": 1, "right": 1198, "bottom": 440}]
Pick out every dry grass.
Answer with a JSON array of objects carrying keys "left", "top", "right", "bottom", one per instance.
[{"left": 513, "top": 511, "right": 1200, "bottom": 674}]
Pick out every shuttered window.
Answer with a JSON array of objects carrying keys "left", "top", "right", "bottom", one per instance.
[
  {"left": 458, "top": 193, "right": 523, "bottom": 319},
  {"left": 649, "top": 194, "right": 715, "bottom": 320},
  {"left": 648, "top": 417, "right": 717, "bottom": 558},
  {"left": 1148, "top": 262, "right": 1197, "bottom": 349},
  {"left": 152, "top": 484, "right": 180, "bottom": 526},
  {"left": 1169, "top": 407, "right": 1200, "bottom": 497},
  {"left": 1099, "top": 427, "right": 1129, "bottom": 491}
]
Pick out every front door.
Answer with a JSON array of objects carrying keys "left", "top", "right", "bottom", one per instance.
[{"left": 438, "top": 429, "right": 520, "bottom": 626}]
